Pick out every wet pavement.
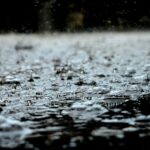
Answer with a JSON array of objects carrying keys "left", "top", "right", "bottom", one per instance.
[{"left": 0, "top": 32, "right": 150, "bottom": 149}]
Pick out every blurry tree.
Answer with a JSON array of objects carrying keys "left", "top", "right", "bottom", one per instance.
[
  {"left": 36, "top": 0, "right": 52, "bottom": 31},
  {"left": 0, "top": 0, "right": 150, "bottom": 32},
  {"left": 37, "top": 0, "right": 150, "bottom": 31}
]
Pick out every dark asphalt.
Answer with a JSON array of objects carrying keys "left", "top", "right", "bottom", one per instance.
[{"left": 0, "top": 32, "right": 150, "bottom": 149}]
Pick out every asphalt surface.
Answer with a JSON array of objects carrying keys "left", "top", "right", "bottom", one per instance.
[{"left": 0, "top": 32, "right": 150, "bottom": 149}]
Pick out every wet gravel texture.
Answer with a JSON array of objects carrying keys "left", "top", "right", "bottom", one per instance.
[{"left": 0, "top": 32, "right": 150, "bottom": 149}]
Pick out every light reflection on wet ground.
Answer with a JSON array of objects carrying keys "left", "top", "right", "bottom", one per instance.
[{"left": 0, "top": 32, "right": 150, "bottom": 149}]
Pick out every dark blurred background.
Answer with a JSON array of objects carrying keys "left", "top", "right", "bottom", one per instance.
[{"left": 0, "top": 0, "right": 150, "bottom": 32}]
